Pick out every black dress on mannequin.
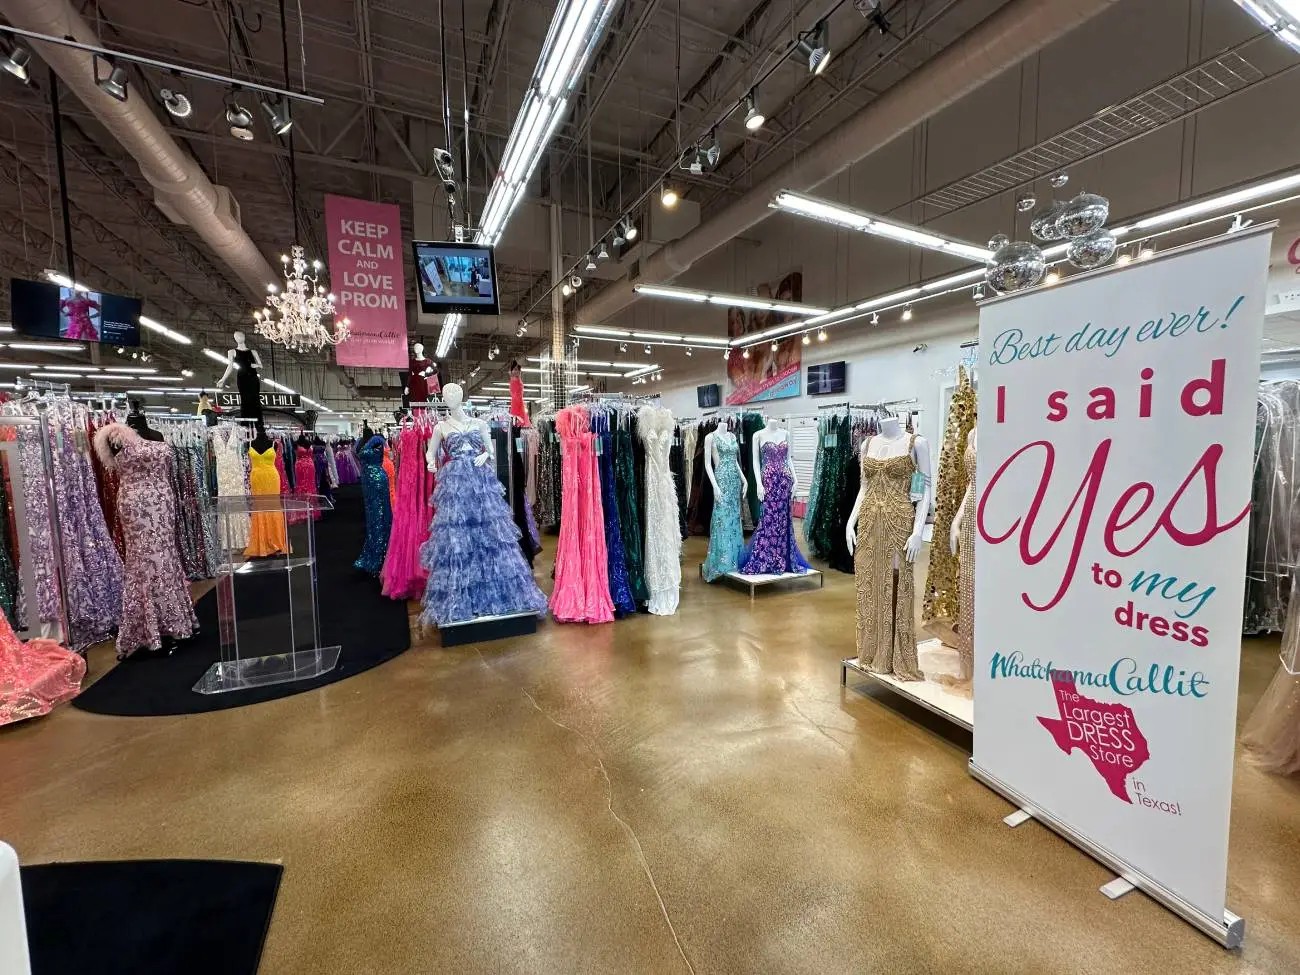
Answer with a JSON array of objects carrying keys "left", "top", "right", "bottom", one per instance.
[
  {"left": 125, "top": 399, "right": 164, "bottom": 442},
  {"left": 234, "top": 347, "right": 262, "bottom": 420}
]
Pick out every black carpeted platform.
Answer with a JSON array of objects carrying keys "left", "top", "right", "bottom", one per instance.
[
  {"left": 73, "top": 486, "right": 411, "bottom": 716},
  {"left": 22, "top": 859, "right": 282, "bottom": 975}
]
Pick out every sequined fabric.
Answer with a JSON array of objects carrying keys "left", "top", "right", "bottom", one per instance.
[
  {"left": 702, "top": 430, "right": 744, "bottom": 582},
  {"left": 855, "top": 435, "right": 922, "bottom": 681},
  {"left": 0, "top": 459, "right": 17, "bottom": 627},
  {"left": 595, "top": 414, "right": 635, "bottom": 613},
  {"left": 614, "top": 424, "right": 648, "bottom": 605},
  {"left": 739, "top": 441, "right": 811, "bottom": 575},
  {"left": 0, "top": 606, "right": 84, "bottom": 727},
  {"left": 956, "top": 435, "right": 977, "bottom": 678},
  {"left": 639, "top": 407, "right": 681, "bottom": 616},
  {"left": 245, "top": 447, "right": 288, "bottom": 557},
  {"left": 213, "top": 426, "right": 250, "bottom": 551},
  {"left": 924, "top": 366, "right": 976, "bottom": 626},
  {"left": 550, "top": 406, "right": 613, "bottom": 624},
  {"left": 95, "top": 424, "right": 197, "bottom": 654},
  {"left": 355, "top": 436, "right": 392, "bottom": 575},
  {"left": 381, "top": 425, "right": 432, "bottom": 601}
]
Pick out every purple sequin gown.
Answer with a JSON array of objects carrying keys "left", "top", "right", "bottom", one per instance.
[{"left": 739, "top": 440, "right": 811, "bottom": 575}]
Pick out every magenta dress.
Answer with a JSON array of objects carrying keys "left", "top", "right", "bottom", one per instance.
[
  {"left": 381, "top": 425, "right": 432, "bottom": 601},
  {"left": 0, "top": 610, "right": 85, "bottom": 726},
  {"left": 60, "top": 295, "right": 99, "bottom": 340},
  {"left": 550, "top": 406, "right": 613, "bottom": 624},
  {"left": 94, "top": 424, "right": 197, "bottom": 655},
  {"left": 290, "top": 446, "right": 320, "bottom": 524}
]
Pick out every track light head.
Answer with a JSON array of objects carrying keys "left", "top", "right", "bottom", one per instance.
[
  {"left": 585, "top": 254, "right": 598, "bottom": 272},
  {"left": 160, "top": 87, "right": 192, "bottom": 119},
  {"left": 596, "top": 241, "right": 610, "bottom": 261},
  {"left": 817, "top": 328, "right": 828, "bottom": 342},
  {"left": 797, "top": 21, "right": 832, "bottom": 75},
  {"left": 685, "top": 346, "right": 693, "bottom": 357},
  {"left": 96, "top": 58, "right": 129, "bottom": 102},
  {"left": 623, "top": 217, "right": 638, "bottom": 242},
  {"left": 225, "top": 94, "right": 255, "bottom": 140},
  {"left": 2, "top": 45, "right": 32, "bottom": 84},
  {"left": 660, "top": 183, "right": 679, "bottom": 209},
  {"left": 744, "top": 91, "right": 765, "bottom": 131},
  {"left": 261, "top": 97, "right": 293, "bottom": 136},
  {"left": 618, "top": 342, "right": 627, "bottom": 352},
  {"left": 801, "top": 334, "right": 811, "bottom": 345}
]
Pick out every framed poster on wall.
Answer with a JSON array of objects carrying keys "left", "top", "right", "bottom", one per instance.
[{"left": 725, "top": 271, "right": 802, "bottom": 404}]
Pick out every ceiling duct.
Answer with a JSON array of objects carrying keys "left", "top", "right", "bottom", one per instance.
[
  {"left": 574, "top": 0, "right": 1122, "bottom": 326},
  {"left": 0, "top": 0, "right": 276, "bottom": 298}
]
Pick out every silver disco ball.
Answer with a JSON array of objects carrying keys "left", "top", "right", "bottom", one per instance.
[
  {"left": 987, "top": 233, "right": 1010, "bottom": 252},
  {"left": 1015, "top": 191, "right": 1037, "bottom": 213},
  {"left": 1055, "top": 192, "right": 1110, "bottom": 239},
  {"left": 1049, "top": 171, "right": 1070, "bottom": 189},
  {"left": 1029, "top": 201, "right": 1068, "bottom": 242},
  {"left": 1066, "top": 227, "right": 1117, "bottom": 269},
  {"left": 986, "top": 239, "right": 1047, "bottom": 293}
]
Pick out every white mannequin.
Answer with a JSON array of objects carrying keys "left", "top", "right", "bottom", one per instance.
[
  {"left": 751, "top": 418, "right": 794, "bottom": 502},
  {"left": 426, "top": 382, "right": 493, "bottom": 472},
  {"left": 845, "top": 415, "right": 933, "bottom": 562},
  {"left": 950, "top": 428, "right": 977, "bottom": 554},
  {"left": 703, "top": 427, "right": 747, "bottom": 500},
  {"left": 215, "top": 330, "right": 262, "bottom": 388}
]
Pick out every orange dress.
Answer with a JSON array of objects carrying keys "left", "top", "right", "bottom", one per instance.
[
  {"left": 382, "top": 444, "right": 396, "bottom": 510},
  {"left": 244, "top": 446, "right": 288, "bottom": 557}
]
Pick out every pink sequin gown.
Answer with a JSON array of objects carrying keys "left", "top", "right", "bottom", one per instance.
[
  {"left": 0, "top": 611, "right": 85, "bottom": 727},
  {"left": 60, "top": 295, "right": 99, "bottom": 340},
  {"left": 94, "top": 424, "right": 197, "bottom": 654},
  {"left": 550, "top": 406, "right": 613, "bottom": 623},
  {"left": 290, "top": 446, "right": 320, "bottom": 524},
  {"left": 381, "top": 425, "right": 433, "bottom": 600}
]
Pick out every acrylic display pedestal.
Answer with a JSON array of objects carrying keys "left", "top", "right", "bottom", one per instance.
[
  {"left": 437, "top": 610, "right": 540, "bottom": 647},
  {"left": 194, "top": 494, "right": 340, "bottom": 695},
  {"left": 0, "top": 842, "right": 30, "bottom": 975},
  {"left": 699, "top": 563, "right": 824, "bottom": 600},
  {"left": 841, "top": 638, "right": 973, "bottom": 731}
]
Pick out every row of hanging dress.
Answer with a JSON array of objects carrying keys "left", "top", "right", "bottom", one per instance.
[
  {"left": 922, "top": 366, "right": 977, "bottom": 648},
  {"left": 806, "top": 410, "right": 887, "bottom": 574},
  {"left": 382, "top": 420, "right": 434, "bottom": 601},
  {"left": 1244, "top": 380, "right": 1300, "bottom": 634},
  {"left": 354, "top": 435, "right": 392, "bottom": 575}
]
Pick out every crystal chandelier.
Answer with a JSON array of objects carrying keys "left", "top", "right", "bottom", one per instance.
[{"left": 253, "top": 245, "right": 351, "bottom": 352}]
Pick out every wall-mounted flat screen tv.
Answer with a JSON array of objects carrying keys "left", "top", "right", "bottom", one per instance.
[
  {"left": 412, "top": 241, "right": 500, "bottom": 315},
  {"left": 9, "top": 277, "right": 142, "bottom": 346},
  {"left": 697, "top": 383, "right": 721, "bottom": 408},
  {"left": 807, "top": 360, "right": 846, "bottom": 396}
]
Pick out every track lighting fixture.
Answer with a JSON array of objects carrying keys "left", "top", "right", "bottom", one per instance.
[
  {"left": 723, "top": 349, "right": 730, "bottom": 360},
  {"left": 613, "top": 217, "right": 638, "bottom": 244},
  {"left": 643, "top": 344, "right": 652, "bottom": 355},
  {"left": 770, "top": 341, "right": 779, "bottom": 351},
  {"left": 95, "top": 57, "right": 129, "bottom": 102},
  {"left": 796, "top": 20, "right": 832, "bottom": 75},
  {"left": 743, "top": 90, "right": 765, "bottom": 131},
  {"left": 561, "top": 283, "right": 573, "bottom": 297},
  {"left": 1116, "top": 250, "right": 1133, "bottom": 266},
  {"left": 585, "top": 253, "right": 598, "bottom": 272},
  {"left": 597, "top": 241, "right": 610, "bottom": 261},
  {"left": 817, "top": 328, "right": 828, "bottom": 342},
  {"left": 116, "top": 346, "right": 126, "bottom": 355},
  {"left": 972, "top": 283, "right": 986, "bottom": 300},
  {"left": 870, "top": 312, "right": 880, "bottom": 325},
  {"left": 901, "top": 305, "right": 914, "bottom": 321},
  {"left": 1044, "top": 270, "right": 1061, "bottom": 285},
  {"left": 618, "top": 342, "right": 627, "bottom": 352},
  {"left": 2, "top": 45, "right": 32, "bottom": 84},
  {"left": 225, "top": 94, "right": 255, "bottom": 141},
  {"left": 660, "top": 183, "right": 679, "bottom": 209},
  {"left": 684, "top": 129, "right": 721, "bottom": 174},
  {"left": 685, "top": 346, "right": 693, "bottom": 357},
  {"left": 160, "top": 87, "right": 192, "bottom": 119},
  {"left": 1139, "top": 243, "right": 1155, "bottom": 260},
  {"left": 742, "top": 348, "right": 751, "bottom": 359},
  {"left": 801, "top": 334, "right": 811, "bottom": 346},
  {"left": 261, "top": 96, "right": 293, "bottom": 136}
]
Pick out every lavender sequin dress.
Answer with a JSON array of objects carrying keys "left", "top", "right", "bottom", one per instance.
[
  {"left": 738, "top": 440, "right": 811, "bottom": 575},
  {"left": 98, "top": 425, "right": 197, "bottom": 654}
]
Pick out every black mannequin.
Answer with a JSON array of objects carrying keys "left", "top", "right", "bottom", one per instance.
[
  {"left": 296, "top": 431, "right": 312, "bottom": 449},
  {"left": 252, "top": 420, "right": 273, "bottom": 453},
  {"left": 125, "top": 398, "right": 164, "bottom": 441},
  {"left": 360, "top": 420, "right": 375, "bottom": 442}
]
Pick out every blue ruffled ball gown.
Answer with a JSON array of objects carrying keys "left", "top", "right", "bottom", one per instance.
[{"left": 419, "top": 429, "right": 549, "bottom": 626}]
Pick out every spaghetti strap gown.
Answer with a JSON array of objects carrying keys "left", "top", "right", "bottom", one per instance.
[
  {"left": 702, "top": 430, "right": 744, "bottom": 582},
  {"left": 739, "top": 440, "right": 811, "bottom": 575},
  {"left": 854, "top": 435, "right": 923, "bottom": 680},
  {"left": 382, "top": 425, "right": 432, "bottom": 601},
  {"left": 550, "top": 407, "right": 614, "bottom": 623},
  {"left": 354, "top": 437, "right": 392, "bottom": 575},
  {"left": 244, "top": 446, "right": 288, "bottom": 557}
]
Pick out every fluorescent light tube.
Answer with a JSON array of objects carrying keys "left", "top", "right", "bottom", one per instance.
[
  {"left": 771, "top": 191, "right": 871, "bottom": 228},
  {"left": 1134, "top": 171, "right": 1300, "bottom": 229},
  {"left": 574, "top": 325, "right": 632, "bottom": 336},
  {"left": 138, "top": 315, "right": 193, "bottom": 345},
  {"left": 8, "top": 342, "right": 86, "bottom": 352},
  {"left": 635, "top": 284, "right": 708, "bottom": 302}
]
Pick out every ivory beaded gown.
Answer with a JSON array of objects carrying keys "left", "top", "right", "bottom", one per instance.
[
  {"left": 212, "top": 426, "right": 249, "bottom": 551},
  {"left": 855, "top": 434, "right": 923, "bottom": 680},
  {"left": 638, "top": 407, "right": 682, "bottom": 616}
]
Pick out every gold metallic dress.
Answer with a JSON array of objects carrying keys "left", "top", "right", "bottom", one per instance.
[
  {"left": 956, "top": 434, "right": 977, "bottom": 679},
  {"left": 855, "top": 435, "right": 923, "bottom": 680}
]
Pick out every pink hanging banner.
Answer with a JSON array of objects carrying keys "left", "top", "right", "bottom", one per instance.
[{"left": 325, "top": 193, "right": 408, "bottom": 368}]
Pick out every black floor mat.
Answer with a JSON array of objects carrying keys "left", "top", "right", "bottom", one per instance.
[
  {"left": 72, "top": 486, "right": 411, "bottom": 716},
  {"left": 22, "top": 859, "right": 282, "bottom": 975}
]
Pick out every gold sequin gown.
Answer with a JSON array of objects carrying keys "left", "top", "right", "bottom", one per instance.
[
  {"left": 956, "top": 434, "right": 977, "bottom": 680},
  {"left": 855, "top": 435, "right": 923, "bottom": 680}
]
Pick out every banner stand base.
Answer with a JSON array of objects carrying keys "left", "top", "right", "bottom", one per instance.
[
  {"left": 1100, "top": 877, "right": 1137, "bottom": 900},
  {"left": 969, "top": 760, "right": 1245, "bottom": 949}
]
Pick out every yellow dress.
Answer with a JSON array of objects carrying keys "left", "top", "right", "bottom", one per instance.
[
  {"left": 244, "top": 446, "right": 288, "bottom": 557},
  {"left": 855, "top": 435, "right": 923, "bottom": 680}
]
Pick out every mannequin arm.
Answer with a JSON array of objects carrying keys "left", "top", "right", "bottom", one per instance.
[
  {"left": 426, "top": 425, "right": 443, "bottom": 472},
  {"left": 735, "top": 455, "right": 747, "bottom": 498},
  {"left": 846, "top": 443, "right": 868, "bottom": 556},
  {"left": 752, "top": 434, "right": 764, "bottom": 501},
  {"left": 251, "top": 350, "right": 263, "bottom": 370},
  {"left": 951, "top": 481, "right": 974, "bottom": 555},
  {"left": 217, "top": 351, "right": 236, "bottom": 388},
  {"left": 787, "top": 439, "right": 798, "bottom": 494},
  {"left": 474, "top": 420, "right": 493, "bottom": 469},
  {"left": 906, "top": 436, "right": 934, "bottom": 563},
  {"left": 704, "top": 433, "right": 718, "bottom": 494}
]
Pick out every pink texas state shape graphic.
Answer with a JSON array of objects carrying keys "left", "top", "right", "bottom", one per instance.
[{"left": 1037, "top": 673, "right": 1151, "bottom": 802}]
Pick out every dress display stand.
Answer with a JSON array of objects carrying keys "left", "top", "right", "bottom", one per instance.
[{"left": 193, "top": 493, "right": 338, "bottom": 694}]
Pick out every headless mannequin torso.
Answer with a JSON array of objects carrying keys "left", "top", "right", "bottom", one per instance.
[
  {"left": 845, "top": 415, "right": 933, "bottom": 562},
  {"left": 426, "top": 382, "right": 493, "bottom": 472},
  {"left": 751, "top": 418, "right": 794, "bottom": 502}
]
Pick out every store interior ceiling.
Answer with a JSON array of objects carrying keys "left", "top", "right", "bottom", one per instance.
[{"left": 1, "top": 0, "right": 1299, "bottom": 416}]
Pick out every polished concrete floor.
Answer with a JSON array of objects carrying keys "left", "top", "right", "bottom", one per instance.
[{"left": 3, "top": 537, "right": 1299, "bottom": 974}]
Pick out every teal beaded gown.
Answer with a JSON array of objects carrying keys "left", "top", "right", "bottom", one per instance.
[
  {"left": 702, "top": 430, "right": 744, "bottom": 582},
  {"left": 354, "top": 435, "right": 392, "bottom": 575}
]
